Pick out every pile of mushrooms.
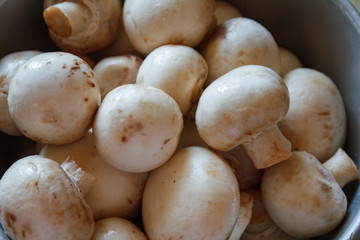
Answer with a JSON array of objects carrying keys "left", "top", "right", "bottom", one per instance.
[{"left": 0, "top": 0, "right": 359, "bottom": 240}]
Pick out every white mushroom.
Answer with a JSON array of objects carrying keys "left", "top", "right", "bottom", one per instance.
[
  {"left": 213, "top": 1, "right": 243, "bottom": 25},
  {"left": 93, "top": 55, "right": 143, "bottom": 100},
  {"left": 202, "top": 17, "right": 281, "bottom": 86},
  {"left": 0, "top": 50, "right": 41, "bottom": 136},
  {"left": 40, "top": 130, "right": 148, "bottom": 220},
  {"left": 8, "top": 51, "right": 101, "bottom": 145},
  {"left": 279, "top": 47, "right": 303, "bottom": 77},
  {"left": 92, "top": 217, "right": 147, "bottom": 240},
  {"left": 0, "top": 155, "right": 95, "bottom": 240},
  {"left": 123, "top": 0, "right": 215, "bottom": 55},
  {"left": 142, "top": 146, "right": 240, "bottom": 240},
  {"left": 136, "top": 45, "right": 208, "bottom": 114},
  {"left": 93, "top": 84, "right": 183, "bottom": 173},
  {"left": 195, "top": 65, "right": 291, "bottom": 168},
  {"left": 43, "top": 0, "right": 122, "bottom": 54},
  {"left": 278, "top": 68, "right": 347, "bottom": 162}
]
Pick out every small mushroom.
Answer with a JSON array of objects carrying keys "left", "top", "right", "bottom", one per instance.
[
  {"left": 202, "top": 17, "right": 281, "bottom": 86},
  {"left": 123, "top": 0, "right": 215, "bottom": 55},
  {"left": 93, "top": 84, "right": 183, "bottom": 173},
  {"left": 93, "top": 55, "right": 143, "bottom": 100},
  {"left": 213, "top": 1, "right": 243, "bottom": 26},
  {"left": 92, "top": 217, "right": 147, "bottom": 240},
  {"left": 278, "top": 68, "right": 347, "bottom": 162},
  {"left": 278, "top": 47, "right": 302, "bottom": 77},
  {"left": 136, "top": 44, "right": 208, "bottom": 114},
  {"left": 8, "top": 51, "right": 101, "bottom": 145},
  {"left": 261, "top": 150, "right": 358, "bottom": 238},
  {"left": 40, "top": 130, "right": 148, "bottom": 220},
  {"left": 142, "top": 146, "right": 240, "bottom": 240},
  {"left": 0, "top": 155, "right": 95, "bottom": 240},
  {"left": 43, "top": 0, "right": 122, "bottom": 54},
  {"left": 0, "top": 50, "right": 41, "bottom": 136},
  {"left": 195, "top": 65, "right": 290, "bottom": 168}
]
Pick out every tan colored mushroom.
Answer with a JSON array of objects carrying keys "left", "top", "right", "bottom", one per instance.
[
  {"left": 8, "top": 52, "right": 101, "bottom": 145},
  {"left": 92, "top": 217, "right": 147, "bottom": 240},
  {"left": 0, "top": 50, "right": 41, "bottom": 136},
  {"left": 93, "top": 55, "right": 143, "bottom": 100},
  {"left": 93, "top": 84, "right": 183, "bottom": 173},
  {"left": 142, "top": 146, "right": 240, "bottom": 240},
  {"left": 40, "top": 130, "right": 148, "bottom": 220},
  {"left": 136, "top": 44, "right": 208, "bottom": 114},
  {"left": 0, "top": 155, "right": 95, "bottom": 240},
  {"left": 43, "top": 0, "right": 122, "bottom": 54},
  {"left": 123, "top": 0, "right": 215, "bottom": 55},
  {"left": 279, "top": 47, "right": 302, "bottom": 77},
  {"left": 278, "top": 68, "right": 347, "bottom": 162},
  {"left": 213, "top": 1, "right": 243, "bottom": 25},
  {"left": 202, "top": 17, "right": 281, "bottom": 86}
]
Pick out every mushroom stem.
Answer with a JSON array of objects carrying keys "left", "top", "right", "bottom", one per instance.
[
  {"left": 322, "top": 148, "right": 359, "bottom": 188},
  {"left": 243, "top": 125, "right": 292, "bottom": 169},
  {"left": 61, "top": 156, "right": 96, "bottom": 195},
  {"left": 43, "top": 1, "right": 91, "bottom": 38}
]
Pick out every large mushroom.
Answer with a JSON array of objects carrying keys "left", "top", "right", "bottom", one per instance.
[
  {"left": 8, "top": 51, "right": 101, "bottom": 145},
  {"left": 43, "top": 0, "right": 122, "bottom": 54},
  {"left": 0, "top": 155, "right": 95, "bottom": 240}
]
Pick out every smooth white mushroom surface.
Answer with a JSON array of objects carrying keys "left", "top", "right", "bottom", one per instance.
[
  {"left": 202, "top": 17, "right": 281, "bottom": 86},
  {"left": 8, "top": 52, "right": 101, "bottom": 145},
  {"left": 92, "top": 217, "right": 147, "bottom": 240},
  {"left": 93, "top": 84, "right": 183, "bottom": 173},
  {"left": 0, "top": 50, "right": 42, "bottom": 136},
  {"left": 136, "top": 44, "right": 208, "bottom": 114},
  {"left": 278, "top": 68, "right": 347, "bottom": 162},
  {"left": 123, "top": 0, "right": 215, "bottom": 55},
  {"left": 40, "top": 130, "right": 148, "bottom": 220},
  {"left": 142, "top": 146, "right": 240, "bottom": 240},
  {"left": 0, "top": 155, "right": 94, "bottom": 240}
]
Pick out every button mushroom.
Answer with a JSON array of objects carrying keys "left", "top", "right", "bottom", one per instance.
[
  {"left": 195, "top": 65, "right": 291, "bottom": 168},
  {"left": 0, "top": 155, "right": 95, "bottom": 240},
  {"left": 43, "top": 0, "right": 122, "bottom": 54},
  {"left": 142, "top": 146, "right": 240, "bottom": 240},
  {"left": 278, "top": 47, "right": 303, "bottom": 77},
  {"left": 213, "top": 0, "right": 243, "bottom": 26},
  {"left": 93, "top": 84, "right": 183, "bottom": 173},
  {"left": 8, "top": 51, "right": 101, "bottom": 145},
  {"left": 261, "top": 150, "right": 359, "bottom": 238},
  {"left": 202, "top": 17, "right": 281, "bottom": 86},
  {"left": 123, "top": 0, "right": 215, "bottom": 55},
  {"left": 0, "top": 50, "right": 41, "bottom": 136},
  {"left": 278, "top": 68, "right": 347, "bottom": 162},
  {"left": 136, "top": 44, "right": 208, "bottom": 114}
]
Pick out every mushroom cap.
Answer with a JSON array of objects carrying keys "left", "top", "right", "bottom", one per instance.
[
  {"left": 278, "top": 68, "right": 346, "bottom": 162},
  {"left": 40, "top": 130, "right": 148, "bottom": 220},
  {"left": 278, "top": 47, "right": 302, "bottom": 77},
  {"left": 195, "top": 65, "right": 289, "bottom": 151},
  {"left": 0, "top": 50, "right": 41, "bottom": 136},
  {"left": 123, "top": 0, "right": 215, "bottom": 55},
  {"left": 92, "top": 217, "right": 147, "bottom": 240},
  {"left": 0, "top": 155, "right": 94, "bottom": 240},
  {"left": 93, "top": 84, "right": 183, "bottom": 173},
  {"left": 8, "top": 52, "right": 101, "bottom": 145},
  {"left": 142, "top": 146, "right": 240, "bottom": 240},
  {"left": 202, "top": 17, "right": 281, "bottom": 85},
  {"left": 261, "top": 151, "right": 347, "bottom": 238},
  {"left": 136, "top": 44, "right": 208, "bottom": 114},
  {"left": 213, "top": 1, "right": 243, "bottom": 26}
]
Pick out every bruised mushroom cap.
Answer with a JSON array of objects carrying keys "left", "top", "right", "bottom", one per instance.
[
  {"left": 123, "top": 0, "right": 215, "bottom": 56},
  {"left": 142, "top": 146, "right": 240, "bottom": 240},
  {"left": 92, "top": 217, "right": 147, "bottom": 240},
  {"left": 8, "top": 52, "right": 101, "bottom": 145},
  {"left": 261, "top": 151, "right": 347, "bottom": 238},
  {"left": 136, "top": 44, "right": 208, "bottom": 114},
  {"left": 93, "top": 84, "right": 183, "bottom": 173},
  {"left": 278, "top": 68, "right": 346, "bottom": 162},
  {"left": 0, "top": 50, "right": 41, "bottom": 136},
  {"left": 43, "top": 0, "right": 122, "bottom": 54},
  {"left": 196, "top": 65, "right": 289, "bottom": 151},
  {"left": 0, "top": 155, "right": 94, "bottom": 240},
  {"left": 202, "top": 17, "right": 281, "bottom": 86},
  {"left": 213, "top": 1, "right": 243, "bottom": 25},
  {"left": 40, "top": 130, "right": 148, "bottom": 220}
]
